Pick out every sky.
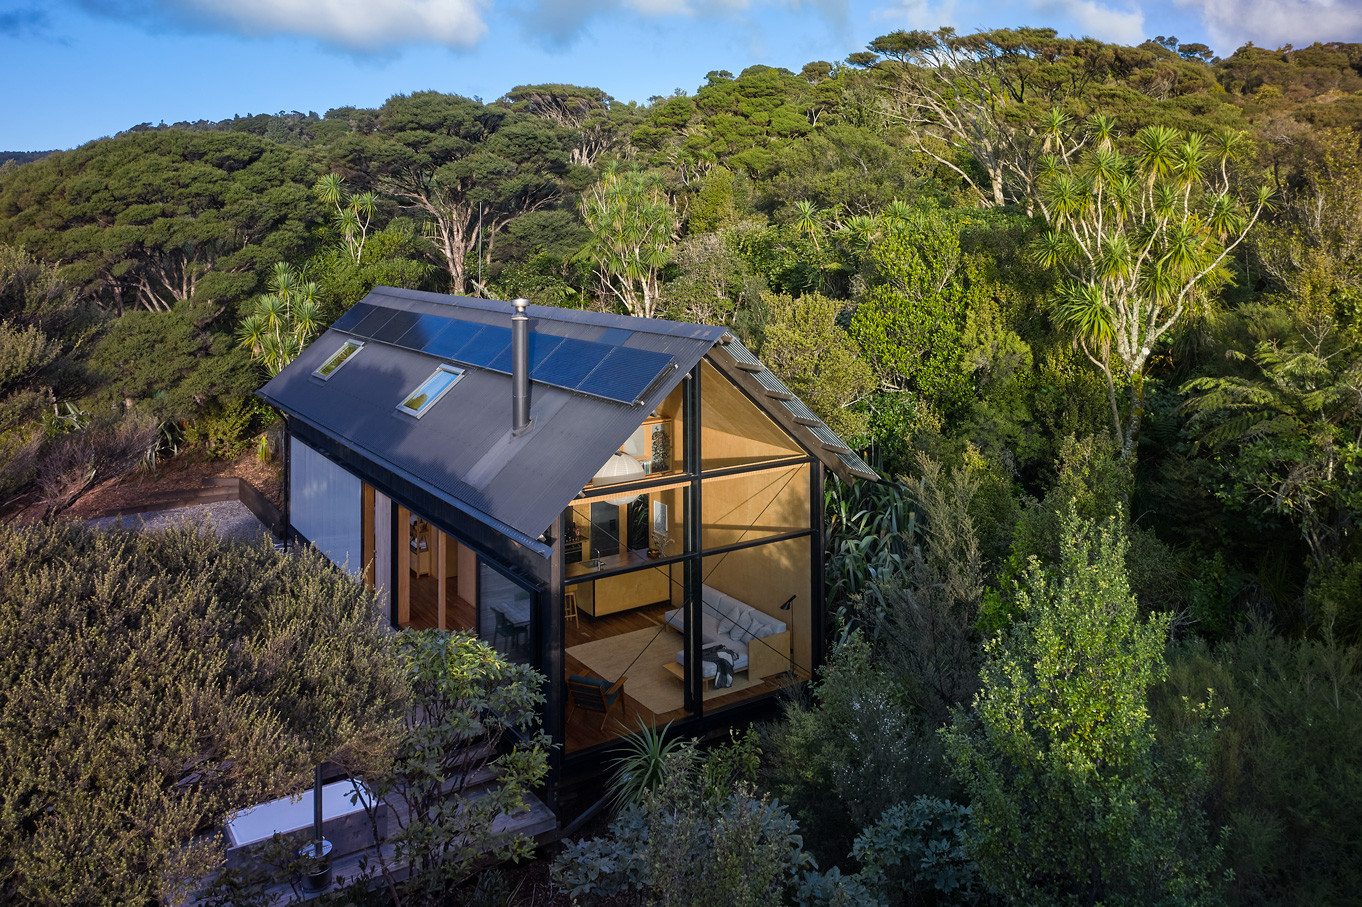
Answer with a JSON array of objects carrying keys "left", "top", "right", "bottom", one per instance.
[{"left": 2, "top": 0, "right": 1360, "bottom": 152}]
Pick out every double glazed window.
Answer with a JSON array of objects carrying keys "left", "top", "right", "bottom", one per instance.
[
  {"left": 314, "top": 340, "right": 363, "bottom": 379},
  {"left": 398, "top": 365, "right": 465, "bottom": 418}
]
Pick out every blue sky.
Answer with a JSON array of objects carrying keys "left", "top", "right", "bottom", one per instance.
[{"left": 3, "top": 0, "right": 1359, "bottom": 152}]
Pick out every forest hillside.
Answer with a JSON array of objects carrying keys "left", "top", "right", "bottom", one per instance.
[{"left": 3, "top": 28, "right": 1362, "bottom": 904}]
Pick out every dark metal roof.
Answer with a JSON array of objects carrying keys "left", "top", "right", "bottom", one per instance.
[{"left": 259, "top": 287, "right": 876, "bottom": 555}]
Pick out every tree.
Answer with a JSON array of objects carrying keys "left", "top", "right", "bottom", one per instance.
[
  {"left": 345, "top": 93, "right": 573, "bottom": 293},
  {"left": 0, "top": 131, "right": 321, "bottom": 313},
  {"left": 1180, "top": 311, "right": 1362, "bottom": 570},
  {"left": 578, "top": 165, "right": 677, "bottom": 318},
  {"left": 759, "top": 290, "right": 875, "bottom": 440},
  {"left": 236, "top": 262, "right": 322, "bottom": 376},
  {"left": 1033, "top": 122, "right": 1271, "bottom": 459},
  {"left": 357, "top": 630, "right": 548, "bottom": 904},
  {"left": 862, "top": 28, "right": 1109, "bottom": 209},
  {"left": 943, "top": 508, "right": 1221, "bottom": 905},
  {"left": 0, "top": 521, "right": 405, "bottom": 904},
  {"left": 314, "top": 173, "right": 377, "bottom": 264},
  {"left": 850, "top": 205, "right": 983, "bottom": 417}
]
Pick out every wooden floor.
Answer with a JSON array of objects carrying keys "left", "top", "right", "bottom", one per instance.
[
  {"left": 403, "top": 571, "right": 475, "bottom": 632},
  {"left": 397, "top": 574, "right": 791, "bottom": 753},
  {"left": 562, "top": 602, "right": 791, "bottom": 753}
]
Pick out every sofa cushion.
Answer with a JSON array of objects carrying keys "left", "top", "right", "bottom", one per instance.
[
  {"left": 676, "top": 647, "right": 749, "bottom": 675},
  {"left": 732, "top": 610, "right": 755, "bottom": 643}
]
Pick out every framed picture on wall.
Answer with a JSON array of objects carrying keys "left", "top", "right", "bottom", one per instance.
[{"left": 652, "top": 500, "right": 668, "bottom": 534}]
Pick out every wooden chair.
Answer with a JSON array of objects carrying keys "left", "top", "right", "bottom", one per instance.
[
  {"left": 564, "top": 591, "right": 579, "bottom": 629},
  {"left": 410, "top": 520, "right": 432, "bottom": 577},
  {"left": 567, "top": 674, "right": 627, "bottom": 730}
]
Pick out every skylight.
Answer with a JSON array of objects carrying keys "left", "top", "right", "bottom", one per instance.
[
  {"left": 397, "top": 365, "right": 465, "bottom": 418},
  {"left": 313, "top": 340, "right": 363, "bottom": 380}
]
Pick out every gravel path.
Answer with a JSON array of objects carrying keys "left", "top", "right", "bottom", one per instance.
[{"left": 88, "top": 500, "right": 275, "bottom": 545}]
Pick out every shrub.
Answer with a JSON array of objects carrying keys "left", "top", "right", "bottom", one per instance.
[
  {"left": 0, "top": 522, "right": 404, "bottom": 905},
  {"left": 763, "top": 634, "right": 953, "bottom": 867},
  {"left": 555, "top": 736, "right": 852, "bottom": 906},
  {"left": 357, "top": 630, "right": 549, "bottom": 905},
  {"left": 852, "top": 796, "right": 982, "bottom": 905},
  {"left": 943, "top": 507, "right": 1223, "bottom": 905}
]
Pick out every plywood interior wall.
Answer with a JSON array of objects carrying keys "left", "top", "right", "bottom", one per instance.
[{"left": 701, "top": 465, "right": 810, "bottom": 550}]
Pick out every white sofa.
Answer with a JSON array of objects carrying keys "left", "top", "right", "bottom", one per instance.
[{"left": 664, "top": 584, "right": 791, "bottom": 680}]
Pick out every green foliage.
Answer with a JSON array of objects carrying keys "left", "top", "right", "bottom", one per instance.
[
  {"left": 307, "top": 221, "right": 436, "bottom": 318},
  {"left": 578, "top": 164, "right": 677, "bottom": 317},
  {"left": 856, "top": 455, "right": 985, "bottom": 723},
  {"left": 764, "top": 634, "right": 952, "bottom": 868},
  {"left": 358, "top": 630, "right": 548, "bottom": 903},
  {"left": 944, "top": 507, "right": 1223, "bottom": 905},
  {"left": 607, "top": 719, "right": 691, "bottom": 808},
  {"left": 1180, "top": 312, "right": 1362, "bottom": 570},
  {"left": 180, "top": 396, "right": 260, "bottom": 459},
  {"left": 850, "top": 206, "right": 987, "bottom": 418},
  {"left": 86, "top": 303, "right": 258, "bottom": 422},
  {"left": 851, "top": 796, "right": 983, "bottom": 905},
  {"left": 555, "top": 736, "right": 828, "bottom": 907},
  {"left": 0, "top": 130, "right": 322, "bottom": 313},
  {"left": 344, "top": 92, "right": 573, "bottom": 292},
  {"left": 237, "top": 261, "right": 322, "bottom": 376},
  {"left": 1034, "top": 119, "right": 1271, "bottom": 457},
  {"left": 760, "top": 290, "right": 875, "bottom": 441},
  {"left": 0, "top": 522, "right": 404, "bottom": 905},
  {"left": 1161, "top": 626, "right": 1362, "bottom": 905},
  {"left": 824, "top": 475, "right": 916, "bottom": 607}
]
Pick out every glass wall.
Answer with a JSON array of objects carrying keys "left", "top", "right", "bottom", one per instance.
[
  {"left": 699, "top": 360, "right": 803, "bottom": 471},
  {"left": 480, "top": 562, "right": 533, "bottom": 665},
  {"left": 563, "top": 482, "right": 691, "bottom": 753},
  {"left": 696, "top": 536, "right": 811, "bottom": 713},
  {"left": 290, "top": 439, "right": 361, "bottom": 572},
  {"left": 700, "top": 464, "right": 810, "bottom": 550}
]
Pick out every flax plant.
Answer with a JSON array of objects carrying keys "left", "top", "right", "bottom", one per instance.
[{"left": 1033, "top": 123, "right": 1272, "bottom": 459}]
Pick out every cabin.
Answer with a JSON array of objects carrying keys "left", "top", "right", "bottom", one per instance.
[{"left": 257, "top": 287, "right": 877, "bottom": 798}]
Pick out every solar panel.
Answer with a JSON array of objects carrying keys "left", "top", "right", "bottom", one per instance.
[
  {"left": 421, "top": 320, "right": 485, "bottom": 359},
  {"left": 395, "top": 313, "right": 452, "bottom": 350},
  {"left": 352, "top": 305, "right": 398, "bottom": 338},
  {"left": 596, "top": 327, "right": 633, "bottom": 345},
  {"left": 327, "top": 304, "right": 679, "bottom": 405},
  {"left": 372, "top": 310, "right": 421, "bottom": 344},
  {"left": 576, "top": 347, "right": 676, "bottom": 403},
  {"left": 532, "top": 337, "right": 611, "bottom": 387},
  {"left": 330, "top": 302, "right": 376, "bottom": 334},
  {"left": 485, "top": 331, "right": 564, "bottom": 374},
  {"left": 453, "top": 324, "right": 511, "bottom": 369}
]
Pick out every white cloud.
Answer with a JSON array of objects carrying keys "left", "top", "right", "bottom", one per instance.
[
  {"left": 1036, "top": 0, "right": 1143, "bottom": 43},
  {"left": 77, "top": 0, "right": 489, "bottom": 51},
  {"left": 1176, "top": 0, "right": 1362, "bottom": 49}
]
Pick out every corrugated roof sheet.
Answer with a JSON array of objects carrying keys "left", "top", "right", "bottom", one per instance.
[{"left": 259, "top": 288, "right": 877, "bottom": 552}]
